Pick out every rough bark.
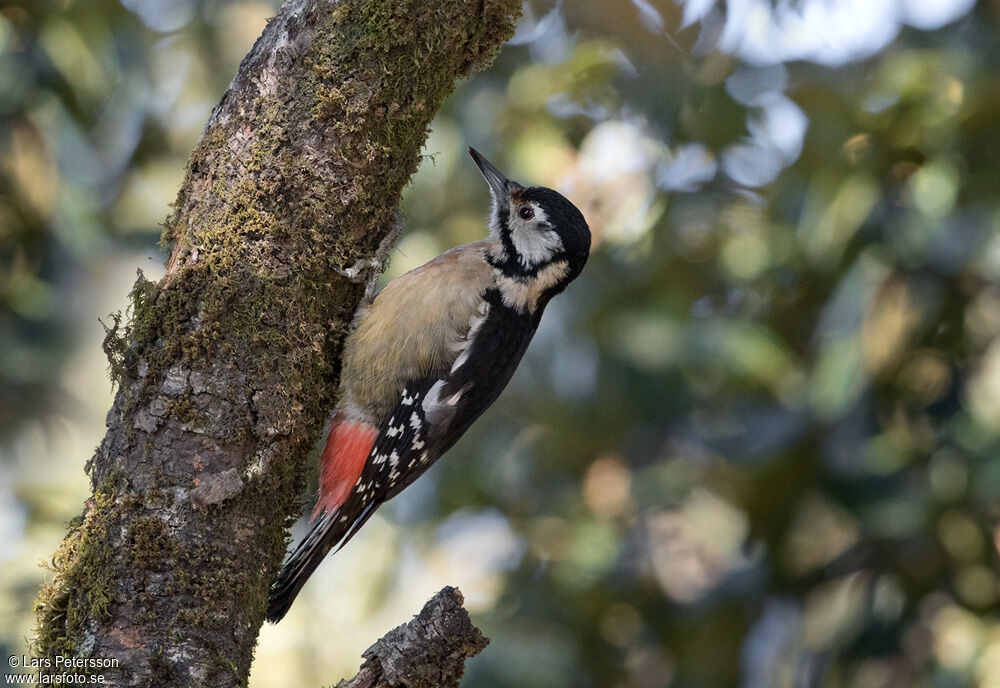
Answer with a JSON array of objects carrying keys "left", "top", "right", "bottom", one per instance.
[
  {"left": 31, "top": 1, "right": 519, "bottom": 686},
  {"left": 335, "top": 587, "right": 489, "bottom": 688}
]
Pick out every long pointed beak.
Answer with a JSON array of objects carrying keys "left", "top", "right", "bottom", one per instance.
[{"left": 469, "top": 147, "right": 512, "bottom": 200}]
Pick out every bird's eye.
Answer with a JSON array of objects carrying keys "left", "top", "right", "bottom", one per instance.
[{"left": 518, "top": 206, "right": 535, "bottom": 221}]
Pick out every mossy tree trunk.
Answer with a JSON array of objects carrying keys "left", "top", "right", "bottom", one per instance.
[{"left": 32, "top": 1, "right": 520, "bottom": 685}]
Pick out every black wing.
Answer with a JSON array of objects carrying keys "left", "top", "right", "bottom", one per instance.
[{"left": 266, "top": 378, "right": 438, "bottom": 623}]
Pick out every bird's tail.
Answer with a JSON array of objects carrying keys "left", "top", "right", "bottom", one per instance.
[
  {"left": 266, "top": 501, "right": 380, "bottom": 623},
  {"left": 268, "top": 413, "right": 380, "bottom": 623},
  {"left": 266, "top": 511, "right": 337, "bottom": 623}
]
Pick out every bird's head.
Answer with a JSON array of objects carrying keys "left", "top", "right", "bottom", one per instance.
[{"left": 469, "top": 147, "right": 590, "bottom": 300}]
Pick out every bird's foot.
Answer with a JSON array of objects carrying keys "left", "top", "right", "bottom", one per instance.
[{"left": 335, "top": 213, "right": 403, "bottom": 301}]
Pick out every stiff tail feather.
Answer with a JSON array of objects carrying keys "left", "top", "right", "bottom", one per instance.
[
  {"left": 266, "top": 415, "right": 377, "bottom": 623},
  {"left": 266, "top": 502, "right": 381, "bottom": 622},
  {"left": 267, "top": 510, "right": 336, "bottom": 622}
]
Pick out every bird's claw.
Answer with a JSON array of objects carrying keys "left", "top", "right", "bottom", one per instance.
[{"left": 336, "top": 213, "right": 403, "bottom": 302}]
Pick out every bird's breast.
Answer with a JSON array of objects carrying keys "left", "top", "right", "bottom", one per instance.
[{"left": 339, "top": 240, "right": 497, "bottom": 420}]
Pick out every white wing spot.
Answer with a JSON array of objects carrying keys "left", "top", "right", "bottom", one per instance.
[
  {"left": 449, "top": 304, "right": 490, "bottom": 374},
  {"left": 451, "top": 349, "right": 470, "bottom": 372}
]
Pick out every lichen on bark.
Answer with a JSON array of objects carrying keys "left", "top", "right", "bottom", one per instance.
[{"left": 31, "top": 1, "right": 521, "bottom": 685}]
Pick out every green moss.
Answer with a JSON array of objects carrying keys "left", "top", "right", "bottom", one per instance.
[
  {"left": 32, "top": 472, "right": 131, "bottom": 660},
  {"left": 125, "top": 517, "right": 176, "bottom": 570},
  {"left": 101, "top": 312, "right": 129, "bottom": 387}
]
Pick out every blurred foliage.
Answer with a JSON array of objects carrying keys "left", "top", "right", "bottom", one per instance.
[{"left": 3, "top": 1, "right": 1000, "bottom": 687}]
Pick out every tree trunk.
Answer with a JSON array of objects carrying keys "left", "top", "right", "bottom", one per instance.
[{"left": 31, "top": 1, "right": 520, "bottom": 686}]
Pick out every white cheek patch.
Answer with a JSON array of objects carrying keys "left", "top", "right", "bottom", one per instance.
[{"left": 509, "top": 203, "right": 562, "bottom": 268}]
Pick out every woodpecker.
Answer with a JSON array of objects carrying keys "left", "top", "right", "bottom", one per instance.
[{"left": 266, "top": 148, "right": 590, "bottom": 622}]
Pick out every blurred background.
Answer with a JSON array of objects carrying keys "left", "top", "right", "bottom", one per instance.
[{"left": 1, "top": 0, "right": 999, "bottom": 686}]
